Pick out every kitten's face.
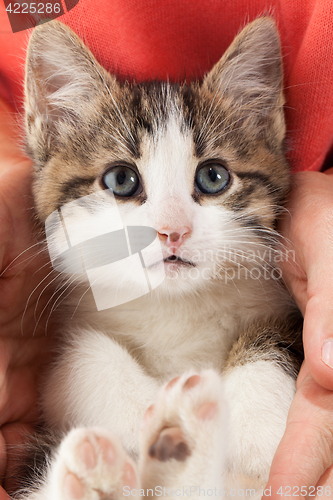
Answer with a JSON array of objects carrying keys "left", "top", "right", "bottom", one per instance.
[{"left": 25, "top": 18, "right": 289, "bottom": 302}]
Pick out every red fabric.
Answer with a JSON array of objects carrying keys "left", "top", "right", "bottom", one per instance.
[{"left": 0, "top": 0, "right": 333, "bottom": 172}]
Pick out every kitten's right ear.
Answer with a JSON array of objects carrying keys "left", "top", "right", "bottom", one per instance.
[
  {"left": 25, "top": 21, "right": 117, "bottom": 165},
  {"left": 202, "top": 17, "right": 285, "bottom": 146}
]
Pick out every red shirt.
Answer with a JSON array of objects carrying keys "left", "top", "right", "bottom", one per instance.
[{"left": 0, "top": 0, "right": 333, "bottom": 172}]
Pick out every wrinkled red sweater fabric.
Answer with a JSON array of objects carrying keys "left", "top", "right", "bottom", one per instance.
[{"left": 0, "top": 0, "right": 333, "bottom": 172}]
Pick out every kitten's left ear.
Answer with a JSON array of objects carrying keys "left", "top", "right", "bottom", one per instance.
[
  {"left": 24, "top": 21, "right": 120, "bottom": 166},
  {"left": 203, "top": 17, "right": 285, "bottom": 143}
]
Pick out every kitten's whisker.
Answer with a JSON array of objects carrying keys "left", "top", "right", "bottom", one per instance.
[
  {"left": 10, "top": 247, "right": 50, "bottom": 273},
  {"left": 30, "top": 259, "right": 55, "bottom": 279},
  {"left": 71, "top": 280, "right": 96, "bottom": 318},
  {"left": 42, "top": 247, "right": 130, "bottom": 323},
  {"left": 20, "top": 268, "right": 57, "bottom": 335},
  {"left": 71, "top": 261, "right": 128, "bottom": 318},
  {"left": 51, "top": 278, "right": 87, "bottom": 317},
  {"left": 33, "top": 273, "right": 77, "bottom": 336},
  {"left": 32, "top": 278, "right": 65, "bottom": 334},
  {"left": 0, "top": 241, "right": 45, "bottom": 277},
  {"left": 32, "top": 271, "right": 68, "bottom": 322},
  {"left": 31, "top": 257, "right": 88, "bottom": 334},
  {"left": 218, "top": 244, "right": 279, "bottom": 267},
  {"left": 221, "top": 253, "right": 278, "bottom": 274},
  {"left": 44, "top": 277, "right": 83, "bottom": 334}
]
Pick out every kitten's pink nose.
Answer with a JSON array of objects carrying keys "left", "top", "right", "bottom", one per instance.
[{"left": 158, "top": 227, "right": 191, "bottom": 250}]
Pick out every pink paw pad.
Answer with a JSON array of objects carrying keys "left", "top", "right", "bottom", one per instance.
[
  {"left": 143, "top": 404, "right": 155, "bottom": 424},
  {"left": 183, "top": 375, "right": 201, "bottom": 391},
  {"left": 165, "top": 376, "right": 180, "bottom": 391},
  {"left": 97, "top": 437, "right": 116, "bottom": 466},
  {"left": 64, "top": 473, "right": 84, "bottom": 500},
  {"left": 196, "top": 401, "right": 217, "bottom": 420},
  {"left": 122, "top": 462, "right": 137, "bottom": 489},
  {"left": 78, "top": 440, "right": 96, "bottom": 470}
]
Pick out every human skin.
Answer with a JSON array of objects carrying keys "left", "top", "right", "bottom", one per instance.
[
  {"left": 0, "top": 98, "right": 53, "bottom": 498},
  {"left": 266, "top": 169, "right": 333, "bottom": 498},
  {"left": 1, "top": 97, "right": 333, "bottom": 497}
]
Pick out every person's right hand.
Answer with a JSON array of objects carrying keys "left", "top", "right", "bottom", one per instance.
[
  {"left": 0, "top": 98, "right": 55, "bottom": 496},
  {"left": 265, "top": 169, "right": 333, "bottom": 497}
]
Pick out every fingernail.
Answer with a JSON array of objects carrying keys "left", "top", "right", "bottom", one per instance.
[{"left": 322, "top": 340, "right": 333, "bottom": 369}]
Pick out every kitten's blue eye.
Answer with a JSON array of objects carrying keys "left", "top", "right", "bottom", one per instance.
[
  {"left": 195, "top": 162, "right": 230, "bottom": 194},
  {"left": 102, "top": 165, "right": 140, "bottom": 196}
]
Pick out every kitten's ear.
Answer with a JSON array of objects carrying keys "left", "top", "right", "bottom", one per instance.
[
  {"left": 24, "top": 21, "right": 117, "bottom": 163},
  {"left": 203, "top": 17, "right": 285, "bottom": 142}
]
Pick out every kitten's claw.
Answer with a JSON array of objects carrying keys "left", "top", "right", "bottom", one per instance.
[
  {"left": 139, "top": 371, "right": 227, "bottom": 493},
  {"left": 49, "top": 428, "right": 137, "bottom": 500}
]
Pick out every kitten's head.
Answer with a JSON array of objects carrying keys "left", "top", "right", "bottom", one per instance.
[{"left": 25, "top": 18, "right": 289, "bottom": 304}]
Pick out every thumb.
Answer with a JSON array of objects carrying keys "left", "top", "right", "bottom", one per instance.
[
  {"left": 265, "top": 375, "right": 333, "bottom": 499},
  {"left": 277, "top": 170, "right": 333, "bottom": 390},
  {"left": 303, "top": 269, "right": 333, "bottom": 390}
]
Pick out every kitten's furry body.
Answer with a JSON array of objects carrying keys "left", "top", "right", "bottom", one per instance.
[{"left": 21, "top": 17, "right": 302, "bottom": 500}]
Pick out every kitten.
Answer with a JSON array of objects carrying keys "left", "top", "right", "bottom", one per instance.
[{"left": 21, "top": 17, "right": 303, "bottom": 500}]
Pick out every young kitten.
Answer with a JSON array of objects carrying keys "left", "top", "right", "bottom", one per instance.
[{"left": 22, "top": 16, "right": 303, "bottom": 500}]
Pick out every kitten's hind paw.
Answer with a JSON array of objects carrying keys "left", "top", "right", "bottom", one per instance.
[
  {"left": 48, "top": 428, "right": 137, "bottom": 500},
  {"left": 139, "top": 371, "right": 228, "bottom": 494}
]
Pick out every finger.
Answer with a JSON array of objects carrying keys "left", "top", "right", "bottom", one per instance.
[
  {"left": 0, "top": 158, "right": 54, "bottom": 339},
  {"left": 296, "top": 361, "right": 309, "bottom": 389},
  {"left": 0, "top": 364, "right": 39, "bottom": 426},
  {"left": 265, "top": 375, "right": 333, "bottom": 499},
  {"left": 0, "top": 486, "right": 10, "bottom": 500},
  {"left": 316, "top": 464, "right": 333, "bottom": 490},
  {"left": 303, "top": 287, "right": 333, "bottom": 391},
  {"left": 1, "top": 422, "right": 34, "bottom": 492},
  {"left": 306, "top": 464, "right": 333, "bottom": 500},
  {"left": 279, "top": 172, "right": 333, "bottom": 390},
  {"left": 0, "top": 432, "right": 6, "bottom": 481}
]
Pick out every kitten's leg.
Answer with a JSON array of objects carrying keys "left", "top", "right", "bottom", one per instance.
[
  {"left": 221, "top": 317, "right": 302, "bottom": 491},
  {"left": 139, "top": 370, "right": 228, "bottom": 498},
  {"left": 38, "top": 428, "right": 137, "bottom": 500},
  {"left": 138, "top": 363, "right": 296, "bottom": 498},
  {"left": 223, "top": 359, "right": 296, "bottom": 490},
  {"left": 42, "top": 329, "right": 159, "bottom": 456}
]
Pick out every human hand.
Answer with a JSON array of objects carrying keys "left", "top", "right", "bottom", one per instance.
[
  {"left": 0, "top": 98, "right": 54, "bottom": 495},
  {"left": 265, "top": 170, "right": 333, "bottom": 497},
  {"left": 266, "top": 372, "right": 333, "bottom": 499},
  {"left": 279, "top": 169, "right": 333, "bottom": 390}
]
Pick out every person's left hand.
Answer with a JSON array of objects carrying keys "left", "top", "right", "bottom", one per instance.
[
  {"left": 265, "top": 169, "right": 333, "bottom": 498},
  {"left": 0, "top": 100, "right": 55, "bottom": 496}
]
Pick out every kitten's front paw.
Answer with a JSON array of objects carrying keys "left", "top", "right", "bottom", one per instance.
[
  {"left": 139, "top": 370, "right": 227, "bottom": 492},
  {"left": 49, "top": 428, "right": 137, "bottom": 500}
]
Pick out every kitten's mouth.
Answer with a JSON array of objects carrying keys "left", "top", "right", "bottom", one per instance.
[
  {"left": 147, "top": 255, "right": 196, "bottom": 270},
  {"left": 163, "top": 255, "right": 196, "bottom": 267}
]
